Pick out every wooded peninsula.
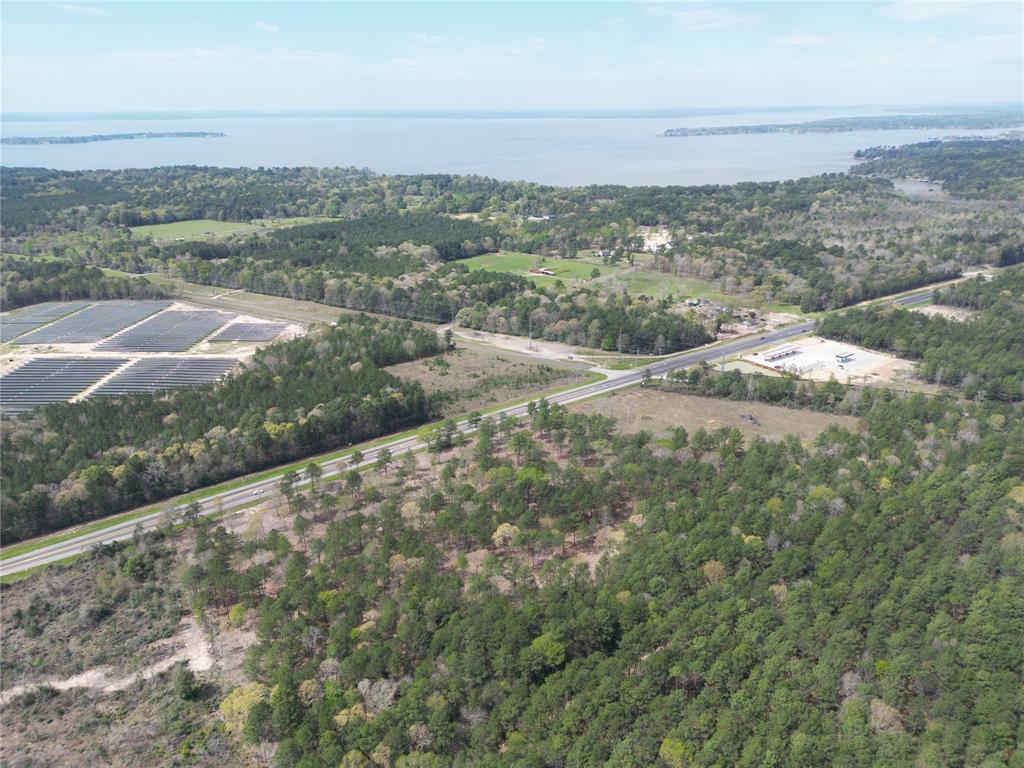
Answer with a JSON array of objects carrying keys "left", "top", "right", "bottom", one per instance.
[{"left": 1, "top": 131, "right": 226, "bottom": 145}]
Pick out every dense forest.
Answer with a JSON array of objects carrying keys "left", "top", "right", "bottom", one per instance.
[
  {"left": 0, "top": 316, "right": 440, "bottom": 542},
  {"left": 172, "top": 390, "right": 1024, "bottom": 767},
  {"left": 0, "top": 255, "right": 166, "bottom": 311},
  {"left": 817, "top": 267, "right": 1024, "bottom": 401},
  {"left": 456, "top": 287, "right": 713, "bottom": 353},
  {"left": 159, "top": 212, "right": 499, "bottom": 278},
  {"left": 852, "top": 138, "right": 1024, "bottom": 200}
]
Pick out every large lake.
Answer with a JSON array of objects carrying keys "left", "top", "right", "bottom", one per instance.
[{"left": 0, "top": 108, "right": 1010, "bottom": 185}]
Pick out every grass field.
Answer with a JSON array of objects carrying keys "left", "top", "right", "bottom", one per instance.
[
  {"left": 130, "top": 216, "right": 324, "bottom": 242},
  {"left": 571, "top": 388, "right": 859, "bottom": 443},
  {"left": 602, "top": 269, "right": 803, "bottom": 314},
  {"left": 130, "top": 219, "right": 262, "bottom": 240},
  {"left": 386, "top": 346, "right": 580, "bottom": 417},
  {"left": 456, "top": 251, "right": 618, "bottom": 287}
]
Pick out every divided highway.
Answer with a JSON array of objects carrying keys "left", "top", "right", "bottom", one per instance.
[{"left": 0, "top": 289, "right": 932, "bottom": 576}]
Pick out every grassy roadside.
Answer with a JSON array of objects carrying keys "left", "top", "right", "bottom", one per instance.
[
  {"left": 0, "top": 555, "right": 82, "bottom": 585},
  {"left": 0, "top": 371, "right": 606, "bottom": 563}
]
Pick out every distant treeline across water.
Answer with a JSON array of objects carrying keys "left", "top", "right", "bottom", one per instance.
[
  {"left": 663, "top": 113, "right": 1024, "bottom": 137},
  {"left": 1, "top": 131, "right": 226, "bottom": 145}
]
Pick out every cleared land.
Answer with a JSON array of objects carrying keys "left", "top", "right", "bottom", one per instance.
[
  {"left": 601, "top": 268, "right": 803, "bottom": 314},
  {"left": 911, "top": 304, "right": 978, "bottom": 322},
  {"left": 385, "top": 346, "right": 582, "bottom": 417},
  {"left": 129, "top": 216, "right": 324, "bottom": 242},
  {"left": 456, "top": 251, "right": 619, "bottom": 287},
  {"left": 572, "top": 388, "right": 860, "bottom": 442},
  {"left": 129, "top": 219, "right": 261, "bottom": 240},
  {"left": 149, "top": 276, "right": 419, "bottom": 327}
]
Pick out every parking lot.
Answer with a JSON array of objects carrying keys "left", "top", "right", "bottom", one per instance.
[{"left": 744, "top": 336, "right": 914, "bottom": 384}]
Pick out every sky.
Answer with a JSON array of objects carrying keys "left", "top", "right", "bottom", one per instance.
[{"left": 2, "top": 1, "right": 1022, "bottom": 113}]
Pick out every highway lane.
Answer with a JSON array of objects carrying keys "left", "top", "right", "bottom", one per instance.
[{"left": 0, "top": 287, "right": 934, "bottom": 576}]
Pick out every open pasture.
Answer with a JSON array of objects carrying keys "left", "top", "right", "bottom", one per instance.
[
  {"left": 130, "top": 216, "right": 327, "bottom": 242},
  {"left": 456, "top": 251, "right": 617, "bottom": 286},
  {"left": 129, "top": 219, "right": 261, "bottom": 240}
]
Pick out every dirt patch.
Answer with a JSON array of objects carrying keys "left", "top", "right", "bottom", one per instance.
[
  {"left": 571, "top": 388, "right": 860, "bottom": 442},
  {"left": 386, "top": 346, "right": 579, "bottom": 416},
  {"left": 0, "top": 542, "right": 185, "bottom": 691},
  {"left": 453, "top": 326, "right": 598, "bottom": 363},
  {"left": 0, "top": 618, "right": 212, "bottom": 707},
  {"left": 911, "top": 304, "right": 978, "bottom": 322}
]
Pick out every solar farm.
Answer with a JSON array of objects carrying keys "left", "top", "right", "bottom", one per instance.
[
  {"left": 97, "top": 309, "right": 236, "bottom": 352},
  {"left": 0, "top": 301, "right": 93, "bottom": 343},
  {"left": 209, "top": 321, "right": 287, "bottom": 342},
  {"left": 92, "top": 357, "right": 239, "bottom": 397},
  {"left": 0, "top": 357, "right": 129, "bottom": 415},
  {"left": 1, "top": 299, "right": 300, "bottom": 415},
  {"left": 12, "top": 301, "right": 172, "bottom": 344}
]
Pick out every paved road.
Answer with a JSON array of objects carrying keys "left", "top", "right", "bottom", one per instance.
[{"left": 0, "top": 288, "right": 934, "bottom": 576}]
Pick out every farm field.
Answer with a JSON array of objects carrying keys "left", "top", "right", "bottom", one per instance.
[
  {"left": 129, "top": 219, "right": 262, "bottom": 240},
  {"left": 456, "top": 251, "right": 619, "bottom": 287},
  {"left": 571, "top": 387, "right": 860, "bottom": 442}
]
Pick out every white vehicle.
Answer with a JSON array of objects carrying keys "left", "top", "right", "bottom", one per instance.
[{"left": 253, "top": 488, "right": 264, "bottom": 496}]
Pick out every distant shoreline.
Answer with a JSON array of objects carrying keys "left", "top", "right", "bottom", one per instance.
[
  {"left": 3, "top": 104, "right": 1021, "bottom": 123},
  {"left": 664, "top": 114, "right": 1024, "bottom": 137},
  {"left": 1, "top": 131, "right": 226, "bottom": 145}
]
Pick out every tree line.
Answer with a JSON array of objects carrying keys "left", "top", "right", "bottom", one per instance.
[{"left": 1, "top": 255, "right": 166, "bottom": 311}]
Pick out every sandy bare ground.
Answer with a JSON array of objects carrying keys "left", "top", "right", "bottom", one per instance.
[
  {"left": 452, "top": 326, "right": 602, "bottom": 366},
  {"left": 0, "top": 618, "right": 212, "bottom": 707},
  {"left": 911, "top": 305, "right": 978, "bottom": 322}
]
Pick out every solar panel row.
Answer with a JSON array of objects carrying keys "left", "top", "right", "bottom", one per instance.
[
  {"left": 0, "top": 357, "right": 129, "bottom": 415},
  {"left": 13, "top": 301, "right": 172, "bottom": 345},
  {"left": 92, "top": 357, "right": 237, "bottom": 397},
  {"left": 97, "top": 310, "right": 234, "bottom": 352},
  {"left": 0, "top": 301, "right": 92, "bottom": 342},
  {"left": 209, "top": 322, "right": 287, "bottom": 342}
]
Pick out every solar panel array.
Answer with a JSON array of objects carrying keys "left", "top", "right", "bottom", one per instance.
[
  {"left": 0, "top": 357, "right": 129, "bottom": 415},
  {"left": 91, "top": 357, "right": 237, "bottom": 397},
  {"left": 13, "top": 301, "right": 172, "bottom": 345},
  {"left": 209, "top": 322, "right": 287, "bottom": 342},
  {"left": 97, "top": 310, "right": 234, "bottom": 352},
  {"left": 0, "top": 301, "right": 91, "bottom": 342}
]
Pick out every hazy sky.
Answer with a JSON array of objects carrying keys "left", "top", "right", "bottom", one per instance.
[{"left": 3, "top": 1, "right": 1022, "bottom": 113}]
